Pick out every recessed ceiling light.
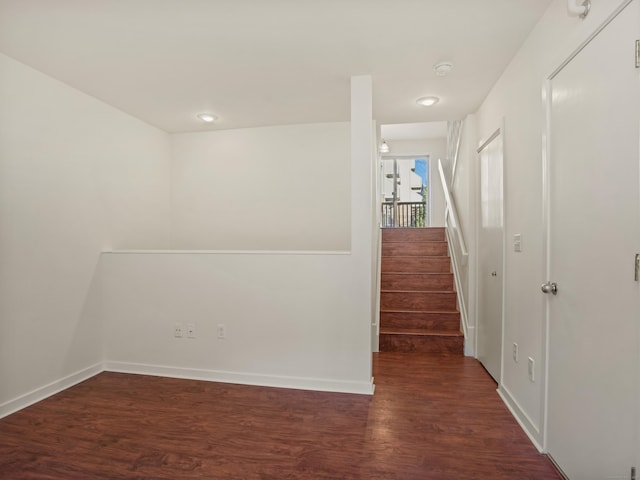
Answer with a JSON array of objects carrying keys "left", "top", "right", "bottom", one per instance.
[
  {"left": 416, "top": 96, "right": 440, "bottom": 107},
  {"left": 433, "top": 62, "right": 453, "bottom": 77},
  {"left": 197, "top": 113, "right": 217, "bottom": 122}
]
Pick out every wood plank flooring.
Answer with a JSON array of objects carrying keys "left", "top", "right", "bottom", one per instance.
[{"left": 0, "top": 353, "right": 561, "bottom": 479}]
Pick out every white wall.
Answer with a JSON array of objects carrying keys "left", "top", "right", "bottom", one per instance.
[
  {"left": 102, "top": 77, "right": 375, "bottom": 394},
  {"left": 0, "top": 54, "right": 374, "bottom": 413},
  {"left": 468, "top": 0, "right": 630, "bottom": 448},
  {"left": 0, "top": 53, "right": 171, "bottom": 414},
  {"left": 385, "top": 138, "right": 447, "bottom": 226},
  {"left": 449, "top": 115, "right": 478, "bottom": 351},
  {"left": 170, "top": 123, "right": 350, "bottom": 251},
  {"left": 101, "top": 251, "right": 372, "bottom": 393}
]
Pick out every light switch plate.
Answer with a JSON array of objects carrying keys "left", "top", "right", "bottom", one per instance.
[{"left": 513, "top": 234, "right": 522, "bottom": 253}]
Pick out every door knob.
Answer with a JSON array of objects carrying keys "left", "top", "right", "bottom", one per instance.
[
  {"left": 541, "top": 282, "right": 558, "bottom": 295},
  {"left": 491, "top": 271, "right": 497, "bottom": 277}
]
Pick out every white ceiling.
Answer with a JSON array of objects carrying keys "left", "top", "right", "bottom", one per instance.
[
  {"left": 382, "top": 122, "right": 447, "bottom": 140},
  {"left": 0, "top": 0, "right": 552, "bottom": 134}
]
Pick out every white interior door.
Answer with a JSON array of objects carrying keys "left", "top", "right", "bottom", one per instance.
[
  {"left": 476, "top": 129, "right": 504, "bottom": 382},
  {"left": 546, "top": 2, "right": 640, "bottom": 478}
]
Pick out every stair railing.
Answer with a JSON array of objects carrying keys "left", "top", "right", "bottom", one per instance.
[
  {"left": 438, "top": 159, "right": 468, "bottom": 263},
  {"left": 380, "top": 202, "right": 427, "bottom": 228}
]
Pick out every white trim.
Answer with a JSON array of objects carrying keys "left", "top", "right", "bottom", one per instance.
[
  {"left": 103, "top": 250, "right": 351, "bottom": 256},
  {"left": 0, "top": 363, "right": 103, "bottom": 419},
  {"left": 541, "top": 77, "right": 553, "bottom": 454},
  {"left": 499, "top": 120, "right": 508, "bottom": 391},
  {"left": 372, "top": 227, "right": 382, "bottom": 353},
  {"left": 463, "top": 328, "right": 475, "bottom": 357},
  {"left": 498, "top": 384, "right": 544, "bottom": 452},
  {"left": 475, "top": 123, "right": 506, "bottom": 387},
  {"left": 445, "top": 227, "right": 474, "bottom": 357},
  {"left": 428, "top": 157, "right": 434, "bottom": 226},
  {"left": 548, "top": 454, "right": 570, "bottom": 480},
  {"left": 637, "top": 92, "right": 640, "bottom": 474},
  {"left": 450, "top": 120, "right": 465, "bottom": 183},
  {"left": 473, "top": 144, "right": 481, "bottom": 359},
  {"left": 476, "top": 128, "right": 502, "bottom": 154},
  {"left": 104, "top": 361, "right": 376, "bottom": 395},
  {"left": 1, "top": 361, "right": 375, "bottom": 419}
]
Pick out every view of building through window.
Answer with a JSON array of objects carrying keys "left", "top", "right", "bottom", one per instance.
[{"left": 381, "top": 157, "right": 429, "bottom": 228}]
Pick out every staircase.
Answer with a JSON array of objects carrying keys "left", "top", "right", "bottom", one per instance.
[{"left": 379, "top": 227, "right": 463, "bottom": 354}]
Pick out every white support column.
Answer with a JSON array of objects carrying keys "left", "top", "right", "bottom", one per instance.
[{"left": 350, "top": 75, "right": 375, "bottom": 368}]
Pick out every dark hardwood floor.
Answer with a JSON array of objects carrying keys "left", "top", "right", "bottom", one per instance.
[{"left": 0, "top": 353, "right": 561, "bottom": 479}]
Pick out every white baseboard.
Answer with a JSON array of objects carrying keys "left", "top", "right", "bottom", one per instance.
[
  {"left": 104, "top": 361, "right": 375, "bottom": 395},
  {"left": 0, "top": 363, "right": 103, "bottom": 419},
  {"left": 0, "top": 361, "right": 374, "bottom": 419},
  {"left": 463, "top": 326, "right": 475, "bottom": 356},
  {"left": 445, "top": 227, "right": 474, "bottom": 357},
  {"left": 498, "top": 384, "right": 544, "bottom": 452}
]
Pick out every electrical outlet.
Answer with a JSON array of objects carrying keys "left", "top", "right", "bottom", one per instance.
[
  {"left": 217, "top": 324, "right": 226, "bottom": 339},
  {"left": 512, "top": 343, "right": 519, "bottom": 363},
  {"left": 187, "top": 323, "right": 196, "bottom": 339},
  {"left": 174, "top": 323, "right": 184, "bottom": 338},
  {"left": 528, "top": 357, "right": 535, "bottom": 382}
]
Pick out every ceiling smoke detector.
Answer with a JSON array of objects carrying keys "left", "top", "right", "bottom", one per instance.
[{"left": 433, "top": 62, "right": 453, "bottom": 77}]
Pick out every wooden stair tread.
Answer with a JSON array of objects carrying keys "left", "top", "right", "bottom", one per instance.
[
  {"left": 381, "top": 289, "right": 455, "bottom": 294},
  {"left": 380, "top": 274, "right": 454, "bottom": 291},
  {"left": 382, "top": 242, "right": 448, "bottom": 245},
  {"left": 382, "top": 255, "right": 449, "bottom": 258},
  {"left": 383, "top": 239, "right": 447, "bottom": 242},
  {"left": 380, "top": 308, "right": 460, "bottom": 315},
  {"left": 380, "top": 328, "right": 462, "bottom": 337},
  {"left": 381, "top": 272, "right": 451, "bottom": 275},
  {"left": 382, "top": 229, "right": 444, "bottom": 238},
  {"left": 382, "top": 257, "right": 451, "bottom": 268}
]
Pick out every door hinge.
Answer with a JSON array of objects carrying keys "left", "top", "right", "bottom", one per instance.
[
  {"left": 636, "top": 40, "right": 640, "bottom": 68},
  {"left": 631, "top": 466, "right": 636, "bottom": 480},
  {"left": 635, "top": 254, "right": 639, "bottom": 281}
]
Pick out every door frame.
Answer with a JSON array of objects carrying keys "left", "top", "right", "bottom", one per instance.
[
  {"left": 380, "top": 154, "right": 432, "bottom": 227},
  {"left": 474, "top": 122, "right": 506, "bottom": 384},
  {"left": 540, "top": 0, "right": 638, "bottom": 455}
]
